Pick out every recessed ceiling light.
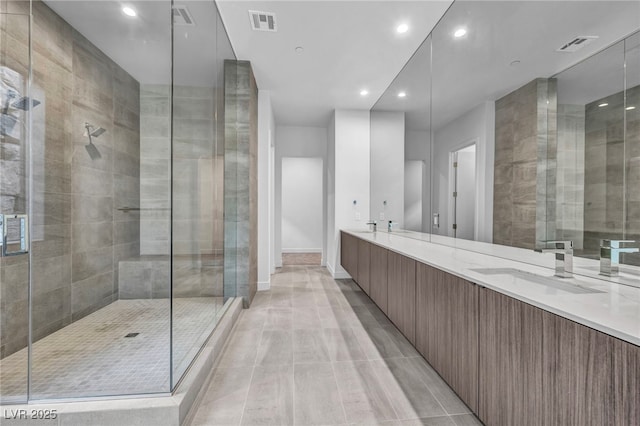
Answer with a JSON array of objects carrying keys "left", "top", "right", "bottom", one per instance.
[
  {"left": 627, "top": 106, "right": 636, "bottom": 110},
  {"left": 122, "top": 6, "right": 137, "bottom": 17},
  {"left": 295, "top": 46, "right": 304, "bottom": 53},
  {"left": 454, "top": 28, "right": 467, "bottom": 38},
  {"left": 397, "top": 23, "right": 409, "bottom": 34},
  {"left": 598, "top": 103, "right": 608, "bottom": 107},
  {"left": 360, "top": 90, "right": 369, "bottom": 96},
  {"left": 398, "top": 92, "right": 407, "bottom": 98}
]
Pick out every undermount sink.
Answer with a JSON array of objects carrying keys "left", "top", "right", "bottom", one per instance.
[
  {"left": 471, "top": 267, "right": 605, "bottom": 294},
  {"left": 352, "top": 230, "right": 374, "bottom": 234}
]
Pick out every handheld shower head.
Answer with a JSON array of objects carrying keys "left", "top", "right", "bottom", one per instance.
[
  {"left": 83, "top": 122, "right": 105, "bottom": 160},
  {"left": 91, "top": 127, "right": 106, "bottom": 137},
  {"left": 84, "top": 122, "right": 106, "bottom": 138}
]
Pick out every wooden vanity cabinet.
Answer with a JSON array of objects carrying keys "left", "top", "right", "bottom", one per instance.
[
  {"left": 480, "top": 286, "right": 637, "bottom": 426},
  {"left": 478, "top": 287, "right": 545, "bottom": 426},
  {"left": 357, "top": 239, "right": 371, "bottom": 294},
  {"left": 340, "top": 232, "right": 358, "bottom": 281},
  {"left": 542, "top": 312, "right": 614, "bottom": 426},
  {"left": 613, "top": 338, "right": 640, "bottom": 425},
  {"left": 387, "top": 251, "right": 416, "bottom": 345},
  {"left": 369, "top": 244, "right": 388, "bottom": 313},
  {"left": 416, "top": 262, "right": 478, "bottom": 413},
  {"left": 341, "top": 232, "right": 640, "bottom": 426}
]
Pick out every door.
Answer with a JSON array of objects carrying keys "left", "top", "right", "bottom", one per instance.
[{"left": 449, "top": 144, "right": 476, "bottom": 240}]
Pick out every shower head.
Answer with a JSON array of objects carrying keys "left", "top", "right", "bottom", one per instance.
[
  {"left": 84, "top": 122, "right": 106, "bottom": 138},
  {"left": 90, "top": 127, "right": 106, "bottom": 137},
  {"left": 83, "top": 122, "right": 105, "bottom": 160}
]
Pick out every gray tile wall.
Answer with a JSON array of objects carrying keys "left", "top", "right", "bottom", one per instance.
[
  {"left": 556, "top": 104, "right": 585, "bottom": 249},
  {"left": 0, "top": 0, "right": 140, "bottom": 358},
  {"left": 138, "top": 84, "right": 223, "bottom": 298},
  {"left": 140, "top": 84, "right": 171, "bottom": 256},
  {"left": 493, "top": 79, "right": 556, "bottom": 249},
  {"left": 1, "top": 4, "right": 31, "bottom": 359},
  {"left": 583, "top": 85, "right": 640, "bottom": 264},
  {"left": 223, "top": 60, "right": 258, "bottom": 307}
]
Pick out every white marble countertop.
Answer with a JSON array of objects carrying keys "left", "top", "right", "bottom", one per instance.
[{"left": 342, "top": 229, "right": 640, "bottom": 347}]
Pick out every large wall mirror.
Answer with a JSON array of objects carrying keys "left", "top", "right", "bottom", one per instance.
[{"left": 370, "top": 1, "right": 640, "bottom": 284}]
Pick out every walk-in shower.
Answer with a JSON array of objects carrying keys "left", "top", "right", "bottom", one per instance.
[{"left": 0, "top": 0, "right": 237, "bottom": 404}]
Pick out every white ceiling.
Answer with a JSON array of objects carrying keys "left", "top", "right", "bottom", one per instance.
[
  {"left": 216, "top": 0, "right": 453, "bottom": 126},
  {"left": 373, "top": 1, "right": 640, "bottom": 131},
  {"left": 45, "top": 0, "right": 234, "bottom": 87}
]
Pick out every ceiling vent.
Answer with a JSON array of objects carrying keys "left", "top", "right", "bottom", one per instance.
[
  {"left": 557, "top": 36, "right": 598, "bottom": 53},
  {"left": 173, "top": 5, "right": 195, "bottom": 26},
  {"left": 249, "top": 10, "right": 277, "bottom": 32}
]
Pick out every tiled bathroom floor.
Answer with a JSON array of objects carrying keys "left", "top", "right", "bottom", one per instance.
[
  {"left": 0, "top": 297, "right": 225, "bottom": 402},
  {"left": 189, "top": 266, "right": 483, "bottom": 426}
]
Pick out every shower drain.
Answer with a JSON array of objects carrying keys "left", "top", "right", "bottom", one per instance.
[{"left": 124, "top": 333, "right": 140, "bottom": 338}]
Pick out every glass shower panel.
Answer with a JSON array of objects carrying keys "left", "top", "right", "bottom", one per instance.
[
  {"left": 171, "top": 0, "right": 229, "bottom": 387},
  {"left": 25, "top": 0, "right": 172, "bottom": 399},
  {"left": 0, "top": 8, "right": 31, "bottom": 405},
  {"left": 623, "top": 31, "right": 640, "bottom": 267},
  {"left": 554, "top": 40, "right": 625, "bottom": 261}
]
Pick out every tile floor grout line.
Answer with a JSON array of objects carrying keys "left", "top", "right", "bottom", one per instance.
[
  {"left": 367, "top": 357, "right": 405, "bottom": 423},
  {"left": 239, "top": 305, "right": 268, "bottom": 426},
  {"left": 328, "top": 356, "right": 351, "bottom": 426},
  {"left": 401, "top": 358, "right": 471, "bottom": 416}
]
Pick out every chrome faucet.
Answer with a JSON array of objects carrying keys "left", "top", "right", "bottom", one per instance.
[
  {"left": 535, "top": 240, "right": 573, "bottom": 278},
  {"left": 600, "top": 240, "right": 639, "bottom": 277},
  {"left": 388, "top": 221, "right": 398, "bottom": 232},
  {"left": 366, "top": 221, "right": 377, "bottom": 232}
]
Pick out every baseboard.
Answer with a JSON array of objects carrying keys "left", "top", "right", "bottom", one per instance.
[
  {"left": 257, "top": 281, "right": 270, "bottom": 291},
  {"left": 282, "top": 248, "right": 322, "bottom": 253},
  {"left": 333, "top": 270, "right": 351, "bottom": 279}
]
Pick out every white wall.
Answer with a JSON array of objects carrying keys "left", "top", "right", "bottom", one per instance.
[
  {"left": 275, "top": 125, "right": 328, "bottom": 266},
  {"left": 327, "top": 114, "right": 336, "bottom": 275},
  {"left": 258, "top": 90, "right": 275, "bottom": 290},
  {"left": 326, "top": 110, "right": 371, "bottom": 278},
  {"left": 370, "top": 111, "right": 405, "bottom": 226},
  {"left": 282, "top": 157, "right": 323, "bottom": 252},
  {"left": 433, "top": 101, "right": 495, "bottom": 242},
  {"left": 405, "top": 130, "right": 431, "bottom": 232},
  {"left": 404, "top": 160, "right": 423, "bottom": 231}
]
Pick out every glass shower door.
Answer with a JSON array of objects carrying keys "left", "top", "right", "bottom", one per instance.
[{"left": 0, "top": 7, "right": 31, "bottom": 405}]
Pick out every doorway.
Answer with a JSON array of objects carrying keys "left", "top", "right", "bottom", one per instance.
[
  {"left": 449, "top": 144, "right": 477, "bottom": 240},
  {"left": 281, "top": 157, "right": 323, "bottom": 266}
]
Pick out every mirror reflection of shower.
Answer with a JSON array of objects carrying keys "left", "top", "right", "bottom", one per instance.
[{"left": 83, "top": 122, "right": 105, "bottom": 160}]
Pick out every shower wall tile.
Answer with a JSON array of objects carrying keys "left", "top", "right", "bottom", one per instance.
[
  {"left": 493, "top": 78, "right": 556, "bottom": 249},
  {"left": 224, "top": 60, "right": 258, "bottom": 307},
  {"left": 71, "top": 271, "right": 114, "bottom": 321},
  {"left": 32, "top": 254, "right": 71, "bottom": 295},
  {"left": 32, "top": 286, "right": 71, "bottom": 341},
  {"left": 72, "top": 195, "right": 113, "bottom": 223},
  {"left": 72, "top": 247, "right": 114, "bottom": 283},
  {"left": 115, "top": 126, "right": 141, "bottom": 158},
  {"left": 1, "top": 1, "right": 141, "bottom": 358},
  {"left": 71, "top": 166, "right": 113, "bottom": 195},
  {"left": 72, "top": 222, "right": 114, "bottom": 252},
  {"left": 582, "top": 85, "right": 640, "bottom": 265}
]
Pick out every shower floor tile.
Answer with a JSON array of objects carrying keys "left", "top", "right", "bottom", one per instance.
[{"left": 0, "top": 297, "right": 225, "bottom": 402}]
